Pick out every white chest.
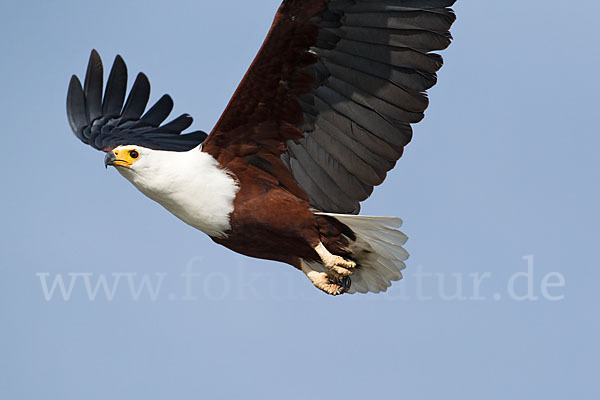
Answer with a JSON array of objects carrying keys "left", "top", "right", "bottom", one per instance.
[{"left": 118, "top": 148, "right": 239, "bottom": 238}]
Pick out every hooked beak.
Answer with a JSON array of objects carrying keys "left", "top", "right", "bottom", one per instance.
[{"left": 104, "top": 151, "right": 116, "bottom": 169}]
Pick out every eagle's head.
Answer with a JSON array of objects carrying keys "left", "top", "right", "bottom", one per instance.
[{"left": 103, "top": 144, "right": 189, "bottom": 197}]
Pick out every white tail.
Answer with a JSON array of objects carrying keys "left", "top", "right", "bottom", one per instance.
[{"left": 314, "top": 212, "right": 409, "bottom": 294}]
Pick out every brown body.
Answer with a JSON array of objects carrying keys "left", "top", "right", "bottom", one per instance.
[{"left": 212, "top": 163, "right": 354, "bottom": 269}]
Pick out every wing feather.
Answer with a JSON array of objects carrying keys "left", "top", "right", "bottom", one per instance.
[
  {"left": 66, "top": 51, "right": 207, "bottom": 152},
  {"left": 83, "top": 50, "right": 103, "bottom": 122},
  {"left": 102, "top": 55, "right": 128, "bottom": 118},
  {"left": 201, "top": 0, "right": 456, "bottom": 213}
]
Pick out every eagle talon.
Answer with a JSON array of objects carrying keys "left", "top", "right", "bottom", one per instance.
[
  {"left": 341, "top": 276, "right": 351, "bottom": 290},
  {"left": 302, "top": 262, "right": 351, "bottom": 296},
  {"left": 329, "top": 264, "right": 354, "bottom": 277},
  {"left": 326, "top": 274, "right": 351, "bottom": 295}
]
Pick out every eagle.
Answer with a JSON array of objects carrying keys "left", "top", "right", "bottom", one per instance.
[{"left": 66, "top": 0, "right": 456, "bottom": 296}]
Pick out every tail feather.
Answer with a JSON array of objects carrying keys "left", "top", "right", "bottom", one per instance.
[
  {"left": 316, "top": 212, "right": 409, "bottom": 294},
  {"left": 366, "top": 236, "right": 410, "bottom": 262},
  {"left": 374, "top": 258, "right": 405, "bottom": 281},
  {"left": 331, "top": 215, "right": 404, "bottom": 230},
  {"left": 360, "top": 228, "right": 408, "bottom": 247}
]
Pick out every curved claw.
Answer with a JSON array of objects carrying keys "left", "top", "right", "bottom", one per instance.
[
  {"left": 301, "top": 262, "right": 352, "bottom": 296},
  {"left": 327, "top": 274, "right": 352, "bottom": 295}
]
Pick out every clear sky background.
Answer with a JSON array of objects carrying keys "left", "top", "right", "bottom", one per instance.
[{"left": 1, "top": 1, "right": 598, "bottom": 399}]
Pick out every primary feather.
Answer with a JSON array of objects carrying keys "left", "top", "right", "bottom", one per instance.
[{"left": 67, "top": 50, "right": 207, "bottom": 152}]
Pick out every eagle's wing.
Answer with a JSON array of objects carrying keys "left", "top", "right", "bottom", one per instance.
[
  {"left": 67, "top": 50, "right": 207, "bottom": 152},
  {"left": 202, "top": 0, "right": 456, "bottom": 214}
]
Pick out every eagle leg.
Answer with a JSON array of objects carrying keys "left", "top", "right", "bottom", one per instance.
[
  {"left": 301, "top": 261, "right": 351, "bottom": 296},
  {"left": 314, "top": 242, "right": 356, "bottom": 277}
]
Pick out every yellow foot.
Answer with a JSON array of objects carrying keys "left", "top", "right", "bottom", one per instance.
[
  {"left": 314, "top": 243, "right": 356, "bottom": 276},
  {"left": 302, "top": 266, "right": 352, "bottom": 296}
]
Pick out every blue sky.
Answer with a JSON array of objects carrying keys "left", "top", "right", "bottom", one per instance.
[{"left": 1, "top": 1, "right": 598, "bottom": 399}]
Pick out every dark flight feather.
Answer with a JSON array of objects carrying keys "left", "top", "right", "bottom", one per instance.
[
  {"left": 203, "top": 0, "right": 455, "bottom": 214},
  {"left": 67, "top": 50, "right": 206, "bottom": 152},
  {"left": 83, "top": 50, "right": 103, "bottom": 123}
]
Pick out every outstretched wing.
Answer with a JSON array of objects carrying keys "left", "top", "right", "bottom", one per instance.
[
  {"left": 203, "top": 0, "right": 456, "bottom": 214},
  {"left": 67, "top": 50, "right": 207, "bottom": 152}
]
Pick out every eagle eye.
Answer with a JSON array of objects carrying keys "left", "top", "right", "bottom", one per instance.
[{"left": 129, "top": 150, "right": 139, "bottom": 159}]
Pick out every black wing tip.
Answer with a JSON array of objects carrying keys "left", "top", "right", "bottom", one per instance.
[
  {"left": 88, "top": 49, "right": 102, "bottom": 64},
  {"left": 67, "top": 51, "right": 205, "bottom": 151},
  {"left": 66, "top": 75, "right": 83, "bottom": 110},
  {"left": 68, "top": 74, "right": 82, "bottom": 87},
  {"left": 108, "top": 54, "right": 128, "bottom": 80},
  {"left": 66, "top": 75, "right": 82, "bottom": 115},
  {"left": 66, "top": 74, "right": 87, "bottom": 135},
  {"left": 85, "top": 50, "right": 103, "bottom": 81},
  {"left": 162, "top": 94, "right": 174, "bottom": 106},
  {"left": 113, "top": 54, "right": 126, "bottom": 69},
  {"left": 135, "top": 71, "right": 150, "bottom": 87}
]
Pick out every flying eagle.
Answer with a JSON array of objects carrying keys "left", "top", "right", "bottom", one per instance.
[{"left": 66, "top": 0, "right": 456, "bottom": 296}]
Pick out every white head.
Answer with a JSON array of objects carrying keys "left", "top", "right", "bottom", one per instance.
[
  {"left": 104, "top": 145, "right": 190, "bottom": 195},
  {"left": 104, "top": 144, "right": 239, "bottom": 237}
]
